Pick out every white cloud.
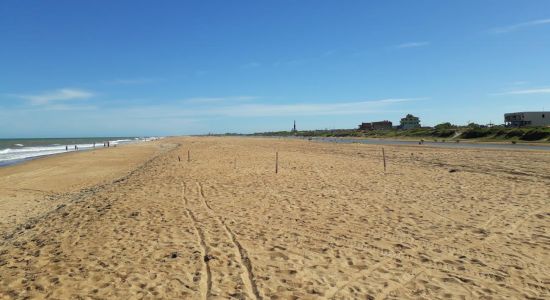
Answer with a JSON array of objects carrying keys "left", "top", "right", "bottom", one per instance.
[
  {"left": 215, "top": 98, "right": 419, "bottom": 117},
  {"left": 512, "top": 81, "right": 528, "bottom": 86},
  {"left": 395, "top": 41, "right": 430, "bottom": 49},
  {"left": 131, "top": 97, "right": 423, "bottom": 118},
  {"left": 13, "top": 88, "right": 94, "bottom": 105},
  {"left": 0, "top": 96, "right": 425, "bottom": 136},
  {"left": 42, "top": 104, "right": 97, "bottom": 111},
  {"left": 493, "top": 88, "right": 550, "bottom": 95},
  {"left": 489, "top": 18, "right": 550, "bottom": 34}
]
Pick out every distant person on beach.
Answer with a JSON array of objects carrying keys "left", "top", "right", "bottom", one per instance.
[
  {"left": 74, "top": 145, "right": 78, "bottom": 151},
  {"left": 65, "top": 145, "right": 68, "bottom": 151}
]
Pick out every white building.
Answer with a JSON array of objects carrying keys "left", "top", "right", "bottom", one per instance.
[
  {"left": 504, "top": 112, "right": 549, "bottom": 127},
  {"left": 400, "top": 114, "right": 421, "bottom": 129}
]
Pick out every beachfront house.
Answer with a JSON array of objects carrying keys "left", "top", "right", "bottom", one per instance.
[
  {"left": 504, "top": 112, "right": 549, "bottom": 127},
  {"left": 400, "top": 114, "right": 421, "bottom": 129},
  {"left": 358, "top": 120, "right": 393, "bottom": 130}
]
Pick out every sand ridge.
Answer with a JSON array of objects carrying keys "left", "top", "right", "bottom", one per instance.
[
  {"left": 0, "top": 137, "right": 548, "bottom": 299},
  {"left": 0, "top": 141, "right": 171, "bottom": 237}
]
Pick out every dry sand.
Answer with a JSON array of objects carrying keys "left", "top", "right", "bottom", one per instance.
[{"left": 0, "top": 137, "right": 548, "bottom": 299}]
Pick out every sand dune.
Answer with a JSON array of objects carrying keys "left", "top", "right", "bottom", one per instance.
[{"left": 0, "top": 137, "right": 548, "bottom": 299}]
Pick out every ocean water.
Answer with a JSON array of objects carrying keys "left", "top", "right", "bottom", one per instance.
[{"left": 0, "top": 137, "right": 160, "bottom": 167}]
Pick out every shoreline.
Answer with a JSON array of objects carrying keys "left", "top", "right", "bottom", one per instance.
[
  {"left": 0, "top": 147, "right": 100, "bottom": 168},
  {"left": 0, "top": 138, "right": 160, "bottom": 168}
]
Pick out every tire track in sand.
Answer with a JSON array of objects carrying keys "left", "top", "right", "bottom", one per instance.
[
  {"left": 196, "top": 182, "right": 262, "bottom": 300},
  {"left": 182, "top": 183, "right": 212, "bottom": 299}
]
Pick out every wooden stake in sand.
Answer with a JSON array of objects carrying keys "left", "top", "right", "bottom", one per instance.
[
  {"left": 178, "top": 156, "right": 181, "bottom": 162},
  {"left": 275, "top": 151, "right": 279, "bottom": 174},
  {"left": 187, "top": 150, "right": 190, "bottom": 162},
  {"left": 382, "top": 147, "right": 387, "bottom": 173}
]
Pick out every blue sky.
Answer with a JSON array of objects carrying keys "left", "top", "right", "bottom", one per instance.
[{"left": 1, "top": 1, "right": 549, "bottom": 137}]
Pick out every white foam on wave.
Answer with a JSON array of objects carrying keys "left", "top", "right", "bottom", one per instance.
[
  {"left": 0, "top": 145, "right": 87, "bottom": 162},
  {"left": 0, "top": 137, "right": 160, "bottom": 165}
]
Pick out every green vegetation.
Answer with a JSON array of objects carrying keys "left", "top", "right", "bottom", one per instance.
[
  {"left": 249, "top": 125, "right": 550, "bottom": 142},
  {"left": 521, "top": 128, "right": 550, "bottom": 141},
  {"left": 434, "top": 122, "right": 456, "bottom": 130}
]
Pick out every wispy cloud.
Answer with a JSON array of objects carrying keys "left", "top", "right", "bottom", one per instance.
[
  {"left": 492, "top": 87, "right": 550, "bottom": 95},
  {"left": 213, "top": 98, "right": 418, "bottom": 117},
  {"left": 104, "top": 78, "right": 161, "bottom": 85},
  {"left": 0, "top": 96, "right": 425, "bottom": 136},
  {"left": 133, "top": 97, "right": 423, "bottom": 118},
  {"left": 11, "top": 88, "right": 94, "bottom": 105},
  {"left": 489, "top": 18, "right": 550, "bottom": 34},
  {"left": 512, "top": 81, "right": 528, "bottom": 86},
  {"left": 394, "top": 41, "right": 430, "bottom": 49},
  {"left": 181, "top": 96, "right": 259, "bottom": 104},
  {"left": 42, "top": 104, "right": 97, "bottom": 111}
]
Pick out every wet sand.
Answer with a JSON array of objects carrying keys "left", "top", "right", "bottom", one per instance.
[{"left": 0, "top": 137, "right": 548, "bottom": 299}]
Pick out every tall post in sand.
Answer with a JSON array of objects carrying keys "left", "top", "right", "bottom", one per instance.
[
  {"left": 275, "top": 151, "right": 279, "bottom": 174},
  {"left": 382, "top": 147, "right": 387, "bottom": 173},
  {"left": 187, "top": 150, "right": 190, "bottom": 162}
]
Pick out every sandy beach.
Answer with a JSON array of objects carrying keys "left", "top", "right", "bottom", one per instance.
[{"left": 0, "top": 137, "right": 548, "bottom": 299}]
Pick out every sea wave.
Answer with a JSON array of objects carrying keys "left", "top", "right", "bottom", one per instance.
[{"left": 0, "top": 137, "right": 159, "bottom": 165}]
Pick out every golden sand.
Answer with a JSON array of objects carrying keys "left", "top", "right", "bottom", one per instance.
[{"left": 0, "top": 137, "right": 548, "bottom": 299}]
